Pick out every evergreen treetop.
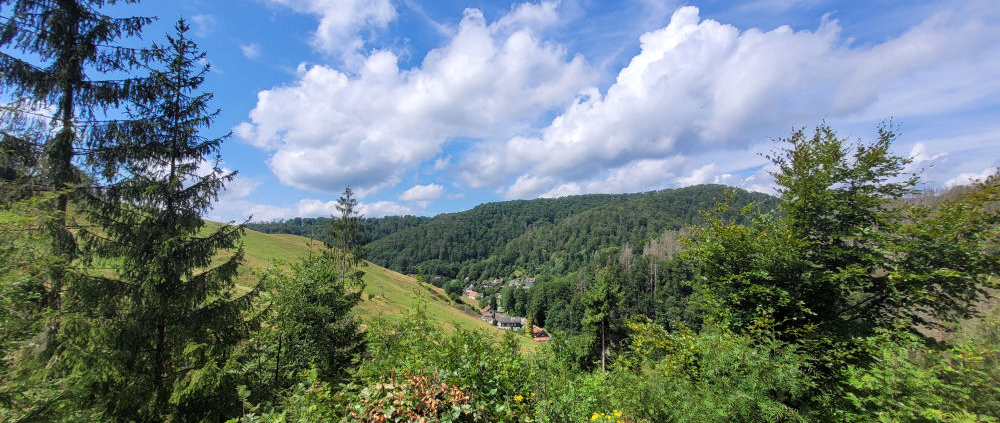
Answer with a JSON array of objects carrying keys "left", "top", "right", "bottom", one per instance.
[{"left": 0, "top": 0, "right": 155, "bottom": 342}]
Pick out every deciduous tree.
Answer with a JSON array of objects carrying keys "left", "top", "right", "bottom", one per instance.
[{"left": 686, "top": 122, "right": 1000, "bottom": 387}]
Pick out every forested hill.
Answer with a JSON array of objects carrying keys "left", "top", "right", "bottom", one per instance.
[
  {"left": 247, "top": 214, "right": 432, "bottom": 243},
  {"left": 370, "top": 184, "right": 775, "bottom": 278},
  {"left": 251, "top": 184, "right": 777, "bottom": 279}
]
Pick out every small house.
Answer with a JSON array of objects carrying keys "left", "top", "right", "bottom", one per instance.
[
  {"left": 531, "top": 325, "right": 550, "bottom": 342},
  {"left": 481, "top": 306, "right": 496, "bottom": 325},
  {"left": 495, "top": 314, "right": 526, "bottom": 330}
]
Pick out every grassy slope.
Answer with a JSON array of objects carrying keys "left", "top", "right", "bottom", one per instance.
[{"left": 214, "top": 223, "right": 523, "bottom": 342}]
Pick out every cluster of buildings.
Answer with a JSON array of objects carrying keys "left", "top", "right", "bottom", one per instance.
[
  {"left": 482, "top": 277, "right": 536, "bottom": 288},
  {"left": 460, "top": 276, "right": 549, "bottom": 342},
  {"left": 464, "top": 277, "right": 536, "bottom": 298},
  {"left": 480, "top": 306, "right": 550, "bottom": 342}
]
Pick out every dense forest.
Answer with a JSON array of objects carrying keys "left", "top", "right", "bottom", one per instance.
[
  {"left": 250, "top": 185, "right": 776, "bottom": 279},
  {"left": 2, "top": 1, "right": 999, "bottom": 422}
]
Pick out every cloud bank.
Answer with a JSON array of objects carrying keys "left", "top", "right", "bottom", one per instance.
[{"left": 237, "top": 1, "right": 1000, "bottom": 214}]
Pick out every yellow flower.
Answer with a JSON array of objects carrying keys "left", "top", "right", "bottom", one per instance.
[
  {"left": 592, "top": 412, "right": 601, "bottom": 421},
  {"left": 514, "top": 395, "right": 524, "bottom": 403},
  {"left": 613, "top": 409, "right": 622, "bottom": 417}
]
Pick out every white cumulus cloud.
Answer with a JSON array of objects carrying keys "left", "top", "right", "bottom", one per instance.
[
  {"left": 264, "top": 0, "right": 396, "bottom": 63},
  {"left": 945, "top": 168, "right": 999, "bottom": 188},
  {"left": 676, "top": 163, "right": 719, "bottom": 187},
  {"left": 398, "top": 183, "right": 445, "bottom": 207},
  {"left": 359, "top": 200, "right": 415, "bottom": 217},
  {"left": 456, "top": 4, "right": 1000, "bottom": 199},
  {"left": 236, "top": 3, "right": 595, "bottom": 196},
  {"left": 231, "top": 198, "right": 414, "bottom": 222}
]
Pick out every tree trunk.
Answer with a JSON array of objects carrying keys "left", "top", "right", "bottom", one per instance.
[
  {"left": 154, "top": 313, "right": 167, "bottom": 410},
  {"left": 601, "top": 322, "right": 606, "bottom": 373},
  {"left": 274, "top": 337, "right": 282, "bottom": 388}
]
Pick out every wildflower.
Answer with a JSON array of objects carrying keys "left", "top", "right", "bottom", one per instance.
[{"left": 514, "top": 394, "right": 524, "bottom": 403}]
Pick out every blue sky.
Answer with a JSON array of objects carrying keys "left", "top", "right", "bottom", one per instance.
[{"left": 125, "top": 0, "right": 1000, "bottom": 221}]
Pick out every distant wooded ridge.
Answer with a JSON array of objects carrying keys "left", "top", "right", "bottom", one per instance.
[{"left": 247, "top": 184, "right": 778, "bottom": 279}]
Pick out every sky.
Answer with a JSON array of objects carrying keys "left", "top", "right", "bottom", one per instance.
[{"left": 121, "top": 0, "right": 1000, "bottom": 221}]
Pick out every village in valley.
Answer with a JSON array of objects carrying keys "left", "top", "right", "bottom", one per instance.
[{"left": 462, "top": 277, "right": 550, "bottom": 342}]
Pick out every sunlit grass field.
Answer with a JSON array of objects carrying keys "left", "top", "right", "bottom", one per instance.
[{"left": 206, "top": 222, "right": 533, "bottom": 348}]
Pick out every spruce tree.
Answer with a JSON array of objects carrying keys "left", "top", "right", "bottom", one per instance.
[
  {"left": 330, "top": 186, "right": 366, "bottom": 289},
  {"left": 0, "top": 0, "right": 153, "bottom": 307},
  {"left": 257, "top": 252, "right": 365, "bottom": 393},
  {"left": 1, "top": 1, "right": 153, "bottom": 417},
  {"left": 582, "top": 265, "right": 625, "bottom": 372},
  {"left": 75, "top": 20, "right": 255, "bottom": 421},
  {"left": 1, "top": 0, "right": 153, "bottom": 346}
]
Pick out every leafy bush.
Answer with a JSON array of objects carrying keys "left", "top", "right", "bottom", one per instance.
[{"left": 342, "top": 298, "right": 533, "bottom": 422}]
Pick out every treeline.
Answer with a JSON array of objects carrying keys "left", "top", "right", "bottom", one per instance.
[
  {"left": 247, "top": 214, "right": 431, "bottom": 245},
  {"left": 365, "top": 191, "right": 639, "bottom": 278}
]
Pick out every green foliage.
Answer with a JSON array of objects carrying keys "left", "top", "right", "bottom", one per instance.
[
  {"left": 0, "top": 191, "right": 64, "bottom": 418},
  {"left": 444, "top": 279, "right": 464, "bottom": 303},
  {"left": 947, "top": 307, "right": 1000, "bottom": 419},
  {"left": 1, "top": 1, "right": 158, "bottom": 419},
  {"left": 227, "top": 368, "right": 342, "bottom": 423},
  {"left": 359, "top": 185, "right": 774, "bottom": 279},
  {"left": 256, "top": 252, "right": 365, "bottom": 390},
  {"left": 687, "top": 124, "right": 999, "bottom": 363},
  {"left": 0, "top": 0, "right": 156, "bottom": 322},
  {"left": 684, "top": 198, "right": 810, "bottom": 332},
  {"left": 342, "top": 304, "right": 533, "bottom": 422},
  {"left": 528, "top": 359, "right": 640, "bottom": 423},
  {"left": 685, "top": 123, "right": 1000, "bottom": 419},
  {"left": 528, "top": 317, "right": 815, "bottom": 422},
  {"left": 221, "top": 252, "right": 366, "bottom": 422},
  {"left": 889, "top": 173, "right": 1000, "bottom": 329},
  {"left": 65, "top": 21, "right": 256, "bottom": 421},
  {"left": 831, "top": 329, "right": 988, "bottom": 422},
  {"left": 583, "top": 265, "right": 626, "bottom": 372},
  {"left": 631, "top": 321, "right": 814, "bottom": 422},
  {"left": 330, "top": 186, "right": 367, "bottom": 290},
  {"left": 0, "top": 109, "right": 44, "bottom": 202}
]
